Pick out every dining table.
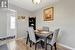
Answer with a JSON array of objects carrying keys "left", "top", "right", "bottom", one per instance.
[{"left": 34, "top": 29, "right": 53, "bottom": 50}]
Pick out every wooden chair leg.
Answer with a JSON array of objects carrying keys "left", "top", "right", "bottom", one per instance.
[
  {"left": 30, "top": 41, "right": 32, "bottom": 47},
  {"left": 51, "top": 46, "right": 53, "bottom": 50},
  {"left": 26, "top": 34, "right": 29, "bottom": 44},
  {"left": 45, "top": 44, "right": 47, "bottom": 50},
  {"left": 26, "top": 38, "right": 28, "bottom": 44},
  {"left": 30, "top": 43, "right": 31, "bottom": 47},
  {"left": 41, "top": 41, "right": 44, "bottom": 48},
  {"left": 54, "top": 43, "right": 57, "bottom": 50},
  {"left": 45, "top": 38, "right": 47, "bottom": 50},
  {"left": 35, "top": 43, "right": 37, "bottom": 50}
]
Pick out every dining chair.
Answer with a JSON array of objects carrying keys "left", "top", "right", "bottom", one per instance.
[
  {"left": 27, "top": 27, "right": 43, "bottom": 50},
  {"left": 43, "top": 26, "right": 49, "bottom": 32},
  {"left": 42, "top": 29, "right": 59, "bottom": 50}
]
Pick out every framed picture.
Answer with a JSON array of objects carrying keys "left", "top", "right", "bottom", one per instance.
[
  {"left": 17, "top": 16, "right": 25, "bottom": 21},
  {"left": 43, "top": 7, "right": 54, "bottom": 21}
]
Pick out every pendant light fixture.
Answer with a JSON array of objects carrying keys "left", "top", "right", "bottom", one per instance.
[
  {"left": 0, "top": 0, "right": 8, "bottom": 8},
  {"left": 32, "top": 0, "right": 41, "bottom": 4}
]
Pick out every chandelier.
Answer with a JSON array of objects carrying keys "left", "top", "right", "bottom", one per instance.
[{"left": 32, "top": 0, "right": 41, "bottom": 4}]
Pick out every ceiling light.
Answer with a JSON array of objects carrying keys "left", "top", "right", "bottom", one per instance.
[
  {"left": 0, "top": 0, "right": 8, "bottom": 8},
  {"left": 32, "top": 0, "right": 41, "bottom": 4}
]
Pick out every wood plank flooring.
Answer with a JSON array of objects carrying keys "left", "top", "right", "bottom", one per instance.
[{"left": 0, "top": 38, "right": 70, "bottom": 50}]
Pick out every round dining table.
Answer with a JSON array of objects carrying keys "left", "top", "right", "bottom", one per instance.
[{"left": 34, "top": 30, "right": 53, "bottom": 50}]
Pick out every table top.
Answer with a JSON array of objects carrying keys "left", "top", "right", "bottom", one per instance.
[{"left": 35, "top": 30, "right": 53, "bottom": 37}]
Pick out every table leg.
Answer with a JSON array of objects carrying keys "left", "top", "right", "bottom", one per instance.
[
  {"left": 41, "top": 41, "right": 44, "bottom": 48},
  {"left": 45, "top": 38, "right": 47, "bottom": 50}
]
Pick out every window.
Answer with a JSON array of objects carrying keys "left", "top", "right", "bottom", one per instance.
[{"left": 10, "top": 16, "right": 15, "bottom": 29}]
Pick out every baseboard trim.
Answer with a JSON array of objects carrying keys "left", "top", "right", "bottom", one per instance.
[{"left": 57, "top": 43, "right": 75, "bottom": 50}]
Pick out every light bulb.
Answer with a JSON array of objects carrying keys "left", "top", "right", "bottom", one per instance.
[
  {"left": 4, "top": 1, "right": 7, "bottom": 7},
  {"left": 33, "top": 0, "right": 40, "bottom": 4},
  {"left": 1, "top": 1, "right": 4, "bottom": 7}
]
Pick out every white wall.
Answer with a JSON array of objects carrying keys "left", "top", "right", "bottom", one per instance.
[
  {"left": 9, "top": 4, "right": 32, "bottom": 38},
  {"left": 0, "top": 10, "right": 7, "bottom": 37},
  {"left": 33, "top": 0, "right": 75, "bottom": 48}
]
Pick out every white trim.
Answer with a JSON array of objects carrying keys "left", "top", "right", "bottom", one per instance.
[
  {"left": 57, "top": 43, "right": 75, "bottom": 50},
  {"left": 8, "top": 9, "right": 16, "bottom": 12},
  {"left": 0, "top": 8, "right": 16, "bottom": 12}
]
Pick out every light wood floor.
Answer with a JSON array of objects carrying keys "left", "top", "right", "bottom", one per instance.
[{"left": 0, "top": 39, "right": 70, "bottom": 50}]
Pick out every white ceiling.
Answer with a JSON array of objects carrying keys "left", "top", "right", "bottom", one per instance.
[{"left": 9, "top": 0, "right": 59, "bottom": 12}]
